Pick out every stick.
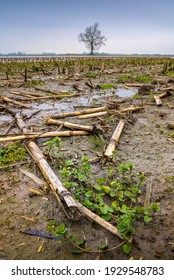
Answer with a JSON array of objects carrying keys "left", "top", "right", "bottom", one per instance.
[
  {"left": 104, "top": 119, "right": 125, "bottom": 158},
  {"left": 15, "top": 112, "right": 29, "bottom": 133},
  {"left": 27, "top": 141, "right": 78, "bottom": 209},
  {"left": 1, "top": 96, "right": 33, "bottom": 109},
  {"left": 0, "top": 130, "right": 89, "bottom": 142},
  {"left": 154, "top": 91, "right": 171, "bottom": 106},
  {"left": 77, "top": 111, "right": 108, "bottom": 119},
  {"left": 119, "top": 106, "right": 144, "bottom": 113},
  {"left": 45, "top": 117, "right": 97, "bottom": 132},
  {"left": 20, "top": 168, "right": 46, "bottom": 186},
  {"left": 124, "top": 83, "right": 143, "bottom": 87},
  {"left": 51, "top": 106, "right": 108, "bottom": 119},
  {"left": 144, "top": 178, "right": 153, "bottom": 208},
  {"left": 154, "top": 95, "right": 162, "bottom": 106},
  {"left": 35, "top": 86, "right": 68, "bottom": 95},
  {"left": 76, "top": 202, "right": 123, "bottom": 239}
]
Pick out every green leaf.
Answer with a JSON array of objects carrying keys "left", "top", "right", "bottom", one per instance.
[
  {"left": 131, "top": 197, "right": 137, "bottom": 203},
  {"left": 102, "top": 185, "right": 111, "bottom": 194},
  {"left": 65, "top": 160, "right": 74, "bottom": 166},
  {"left": 100, "top": 204, "right": 109, "bottom": 214},
  {"left": 122, "top": 243, "right": 132, "bottom": 254},
  {"left": 93, "top": 185, "right": 102, "bottom": 191},
  {"left": 124, "top": 191, "right": 131, "bottom": 197},
  {"left": 144, "top": 215, "right": 152, "bottom": 223},
  {"left": 75, "top": 239, "right": 86, "bottom": 246}
]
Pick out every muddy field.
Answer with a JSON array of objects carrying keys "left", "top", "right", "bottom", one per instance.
[{"left": 0, "top": 56, "right": 174, "bottom": 260}]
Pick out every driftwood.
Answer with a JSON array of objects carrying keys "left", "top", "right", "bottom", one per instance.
[
  {"left": 45, "top": 117, "right": 100, "bottom": 132},
  {"left": 104, "top": 119, "right": 125, "bottom": 158},
  {"left": 1, "top": 96, "right": 33, "bottom": 109},
  {"left": 51, "top": 106, "right": 108, "bottom": 119},
  {"left": 154, "top": 91, "right": 171, "bottom": 106},
  {"left": 0, "top": 130, "right": 89, "bottom": 143}
]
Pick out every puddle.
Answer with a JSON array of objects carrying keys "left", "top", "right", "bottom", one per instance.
[
  {"left": 116, "top": 86, "right": 138, "bottom": 97},
  {"left": 0, "top": 86, "right": 137, "bottom": 122}
]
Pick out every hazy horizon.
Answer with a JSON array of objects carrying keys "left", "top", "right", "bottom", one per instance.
[{"left": 1, "top": 0, "right": 173, "bottom": 55}]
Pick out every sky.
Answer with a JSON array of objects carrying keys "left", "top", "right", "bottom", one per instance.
[{"left": 0, "top": 0, "right": 173, "bottom": 54}]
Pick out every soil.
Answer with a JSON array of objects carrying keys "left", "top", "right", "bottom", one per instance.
[{"left": 0, "top": 57, "right": 174, "bottom": 260}]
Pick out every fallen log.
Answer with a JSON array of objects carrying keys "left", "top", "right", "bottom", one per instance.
[
  {"left": 104, "top": 119, "right": 125, "bottom": 158},
  {"left": 1, "top": 96, "right": 33, "bottom": 109},
  {"left": 0, "top": 130, "right": 89, "bottom": 142},
  {"left": 45, "top": 117, "right": 100, "bottom": 132}
]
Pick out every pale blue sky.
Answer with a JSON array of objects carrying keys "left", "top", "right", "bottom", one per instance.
[{"left": 0, "top": 0, "right": 173, "bottom": 54}]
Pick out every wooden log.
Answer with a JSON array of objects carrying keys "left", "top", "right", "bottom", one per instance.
[
  {"left": 45, "top": 117, "right": 97, "bottom": 132},
  {"left": 0, "top": 130, "right": 89, "bottom": 142},
  {"left": 27, "top": 141, "right": 78, "bottom": 209},
  {"left": 104, "top": 119, "right": 125, "bottom": 158},
  {"left": 51, "top": 106, "right": 108, "bottom": 118},
  {"left": 1, "top": 96, "right": 33, "bottom": 109},
  {"left": 78, "top": 111, "right": 108, "bottom": 119}
]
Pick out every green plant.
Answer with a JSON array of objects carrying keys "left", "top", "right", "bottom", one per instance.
[
  {"left": 98, "top": 83, "right": 116, "bottom": 89},
  {"left": 0, "top": 143, "right": 27, "bottom": 166}
]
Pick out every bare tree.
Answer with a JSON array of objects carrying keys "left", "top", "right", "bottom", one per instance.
[{"left": 78, "top": 22, "right": 107, "bottom": 55}]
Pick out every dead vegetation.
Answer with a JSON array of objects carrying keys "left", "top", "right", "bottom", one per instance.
[{"left": 0, "top": 56, "right": 174, "bottom": 260}]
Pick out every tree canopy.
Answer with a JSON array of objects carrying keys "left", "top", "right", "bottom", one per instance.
[{"left": 78, "top": 22, "right": 107, "bottom": 55}]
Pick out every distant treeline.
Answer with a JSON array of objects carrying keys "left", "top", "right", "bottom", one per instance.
[{"left": 0, "top": 52, "right": 173, "bottom": 57}]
